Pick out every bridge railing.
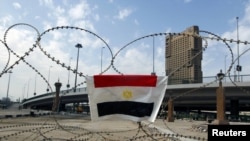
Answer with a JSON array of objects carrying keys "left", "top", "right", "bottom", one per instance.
[
  {"left": 223, "top": 74, "right": 250, "bottom": 83},
  {"left": 22, "top": 87, "right": 87, "bottom": 104},
  {"left": 168, "top": 74, "right": 250, "bottom": 85}
]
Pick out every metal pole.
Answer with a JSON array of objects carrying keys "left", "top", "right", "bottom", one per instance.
[
  {"left": 101, "top": 47, "right": 105, "bottom": 73},
  {"left": 151, "top": 36, "right": 155, "bottom": 75},
  {"left": 27, "top": 78, "right": 30, "bottom": 98},
  {"left": 224, "top": 55, "right": 227, "bottom": 82},
  {"left": 22, "top": 84, "right": 26, "bottom": 101},
  {"left": 67, "top": 57, "right": 72, "bottom": 89},
  {"left": 6, "top": 70, "right": 12, "bottom": 107},
  {"left": 153, "top": 36, "right": 155, "bottom": 73},
  {"left": 34, "top": 74, "right": 37, "bottom": 96},
  {"left": 47, "top": 66, "right": 52, "bottom": 92},
  {"left": 74, "top": 43, "right": 82, "bottom": 92},
  {"left": 236, "top": 17, "right": 240, "bottom": 81}
]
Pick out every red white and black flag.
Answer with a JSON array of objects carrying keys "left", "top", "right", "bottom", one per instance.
[{"left": 86, "top": 75, "right": 168, "bottom": 122}]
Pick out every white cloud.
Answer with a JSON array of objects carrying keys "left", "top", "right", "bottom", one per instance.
[
  {"left": 13, "top": 2, "right": 21, "bottom": 9},
  {"left": 115, "top": 8, "right": 133, "bottom": 20},
  {"left": 114, "top": 49, "right": 152, "bottom": 74},
  {"left": 108, "top": 0, "right": 114, "bottom": 3},
  {"left": 93, "top": 14, "right": 100, "bottom": 21},
  {"left": 134, "top": 19, "right": 139, "bottom": 25},
  {"left": 56, "top": 16, "right": 69, "bottom": 26},
  {"left": 165, "top": 28, "right": 172, "bottom": 33},
  {"left": 39, "top": 0, "right": 54, "bottom": 8},
  {"left": 68, "top": 1, "right": 90, "bottom": 20},
  {"left": 184, "top": 0, "right": 192, "bottom": 3},
  {"left": 0, "top": 15, "right": 13, "bottom": 27},
  {"left": 35, "top": 16, "right": 40, "bottom": 19},
  {"left": 55, "top": 6, "right": 65, "bottom": 15}
]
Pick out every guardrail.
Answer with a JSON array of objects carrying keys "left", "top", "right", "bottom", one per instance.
[
  {"left": 168, "top": 74, "right": 250, "bottom": 85},
  {"left": 21, "top": 87, "right": 87, "bottom": 104}
]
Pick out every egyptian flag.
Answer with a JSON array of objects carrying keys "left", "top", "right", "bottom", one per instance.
[{"left": 86, "top": 75, "right": 168, "bottom": 122}]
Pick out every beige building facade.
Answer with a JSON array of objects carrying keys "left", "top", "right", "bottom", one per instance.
[{"left": 165, "top": 26, "right": 203, "bottom": 84}]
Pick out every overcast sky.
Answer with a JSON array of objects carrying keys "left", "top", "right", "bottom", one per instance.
[{"left": 1, "top": 0, "right": 250, "bottom": 101}]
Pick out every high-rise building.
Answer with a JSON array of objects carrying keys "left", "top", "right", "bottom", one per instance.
[{"left": 165, "top": 26, "right": 203, "bottom": 84}]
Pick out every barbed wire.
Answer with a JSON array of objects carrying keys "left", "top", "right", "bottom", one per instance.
[
  {"left": 0, "top": 39, "right": 10, "bottom": 75},
  {"left": 228, "top": 46, "right": 250, "bottom": 94},
  {"left": 0, "top": 23, "right": 53, "bottom": 92},
  {"left": 1, "top": 23, "right": 250, "bottom": 141},
  {"left": 38, "top": 26, "right": 113, "bottom": 76},
  {"left": 0, "top": 116, "right": 206, "bottom": 141}
]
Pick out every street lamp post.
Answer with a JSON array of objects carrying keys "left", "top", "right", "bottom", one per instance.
[
  {"left": 27, "top": 78, "right": 30, "bottom": 98},
  {"left": 74, "top": 43, "right": 82, "bottom": 92},
  {"left": 47, "top": 66, "right": 52, "bottom": 92},
  {"left": 52, "top": 81, "right": 62, "bottom": 112},
  {"left": 34, "top": 74, "right": 37, "bottom": 96},
  {"left": 236, "top": 17, "right": 242, "bottom": 81},
  {"left": 151, "top": 36, "right": 156, "bottom": 75},
  {"left": 6, "top": 70, "right": 12, "bottom": 107},
  {"left": 224, "top": 55, "right": 227, "bottom": 82},
  {"left": 67, "top": 57, "right": 72, "bottom": 90},
  {"left": 212, "top": 69, "right": 229, "bottom": 125},
  {"left": 217, "top": 69, "right": 225, "bottom": 85},
  {"left": 101, "top": 47, "right": 105, "bottom": 73},
  {"left": 22, "top": 84, "right": 26, "bottom": 101}
]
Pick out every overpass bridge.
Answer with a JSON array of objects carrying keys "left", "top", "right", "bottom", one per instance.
[
  {"left": 22, "top": 80, "right": 250, "bottom": 116},
  {"left": 164, "top": 81, "right": 250, "bottom": 112},
  {"left": 22, "top": 87, "right": 88, "bottom": 111}
]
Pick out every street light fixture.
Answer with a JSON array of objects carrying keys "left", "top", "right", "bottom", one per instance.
[
  {"left": 74, "top": 43, "right": 82, "bottom": 92},
  {"left": 6, "top": 70, "right": 13, "bottom": 107},
  {"left": 217, "top": 69, "right": 225, "bottom": 83},
  {"left": 101, "top": 47, "right": 105, "bottom": 73}
]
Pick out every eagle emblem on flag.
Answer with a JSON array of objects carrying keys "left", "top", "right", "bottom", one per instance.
[{"left": 122, "top": 89, "right": 133, "bottom": 100}]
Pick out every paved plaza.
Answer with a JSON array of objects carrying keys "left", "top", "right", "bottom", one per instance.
[
  {"left": 0, "top": 104, "right": 208, "bottom": 141},
  {"left": 0, "top": 104, "right": 249, "bottom": 141}
]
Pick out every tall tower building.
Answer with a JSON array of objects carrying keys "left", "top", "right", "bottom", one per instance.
[{"left": 165, "top": 26, "right": 203, "bottom": 84}]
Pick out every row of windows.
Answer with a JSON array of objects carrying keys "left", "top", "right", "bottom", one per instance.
[{"left": 165, "top": 26, "right": 202, "bottom": 84}]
